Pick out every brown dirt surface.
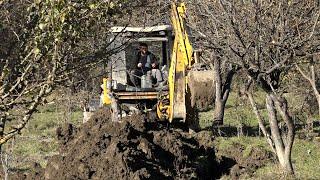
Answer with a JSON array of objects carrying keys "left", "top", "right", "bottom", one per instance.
[
  {"left": 187, "top": 70, "right": 215, "bottom": 111},
  {"left": 25, "top": 108, "right": 217, "bottom": 180}
]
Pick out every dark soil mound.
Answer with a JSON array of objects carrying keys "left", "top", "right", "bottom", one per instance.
[{"left": 41, "top": 108, "right": 217, "bottom": 179}]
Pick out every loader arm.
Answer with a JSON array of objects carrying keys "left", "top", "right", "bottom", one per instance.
[{"left": 161, "top": 2, "right": 194, "bottom": 122}]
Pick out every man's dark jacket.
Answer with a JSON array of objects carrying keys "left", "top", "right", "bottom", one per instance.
[{"left": 136, "top": 51, "right": 158, "bottom": 72}]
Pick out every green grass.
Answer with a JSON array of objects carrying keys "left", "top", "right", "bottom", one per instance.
[
  {"left": 199, "top": 91, "right": 320, "bottom": 179},
  {"left": 253, "top": 139, "right": 320, "bottom": 180},
  {"left": 214, "top": 136, "right": 320, "bottom": 179},
  {"left": 3, "top": 108, "right": 83, "bottom": 170},
  {"left": 2, "top": 90, "right": 319, "bottom": 179},
  {"left": 290, "top": 139, "right": 320, "bottom": 179},
  {"left": 199, "top": 91, "right": 269, "bottom": 129},
  {"left": 199, "top": 110, "right": 215, "bottom": 128},
  {"left": 25, "top": 111, "right": 82, "bottom": 136},
  {"left": 214, "top": 136, "right": 270, "bottom": 154}
]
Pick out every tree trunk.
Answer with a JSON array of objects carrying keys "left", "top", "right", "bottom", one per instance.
[
  {"left": 274, "top": 96, "right": 295, "bottom": 175},
  {"left": 212, "top": 58, "right": 236, "bottom": 125},
  {"left": 266, "top": 94, "right": 295, "bottom": 175},
  {"left": 310, "top": 64, "right": 320, "bottom": 118},
  {"left": 0, "top": 115, "right": 5, "bottom": 139},
  {"left": 310, "top": 80, "right": 320, "bottom": 118},
  {"left": 1, "top": 149, "right": 8, "bottom": 180},
  {"left": 213, "top": 99, "right": 226, "bottom": 125},
  {"left": 315, "top": 92, "right": 320, "bottom": 118},
  {"left": 247, "top": 92, "right": 275, "bottom": 153},
  {"left": 213, "top": 58, "right": 223, "bottom": 125},
  {"left": 318, "top": 95, "right": 320, "bottom": 118}
]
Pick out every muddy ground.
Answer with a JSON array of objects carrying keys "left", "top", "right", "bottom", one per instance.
[
  {"left": 34, "top": 109, "right": 218, "bottom": 179},
  {"left": 6, "top": 108, "right": 273, "bottom": 180}
]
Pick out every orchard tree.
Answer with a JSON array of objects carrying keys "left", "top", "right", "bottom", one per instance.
[
  {"left": 187, "top": 0, "right": 240, "bottom": 125},
  {"left": 295, "top": 55, "right": 320, "bottom": 118},
  {"left": 188, "top": 0, "right": 320, "bottom": 175},
  {"left": 0, "top": 0, "right": 140, "bottom": 146}
]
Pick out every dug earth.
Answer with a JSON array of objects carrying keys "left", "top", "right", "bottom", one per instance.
[{"left": 7, "top": 108, "right": 273, "bottom": 180}]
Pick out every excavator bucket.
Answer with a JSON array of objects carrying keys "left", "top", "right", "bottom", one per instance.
[{"left": 187, "top": 69, "right": 215, "bottom": 111}]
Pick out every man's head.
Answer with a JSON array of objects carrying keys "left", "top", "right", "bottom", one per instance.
[{"left": 139, "top": 43, "right": 148, "bottom": 55}]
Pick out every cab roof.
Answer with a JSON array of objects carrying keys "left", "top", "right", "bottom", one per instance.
[{"left": 111, "top": 25, "right": 172, "bottom": 33}]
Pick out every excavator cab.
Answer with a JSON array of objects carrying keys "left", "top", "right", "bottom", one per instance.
[
  {"left": 100, "top": 2, "right": 214, "bottom": 126},
  {"left": 101, "top": 25, "right": 173, "bottom": 119},
  {"left": 107, "top": 25, "right": 173, "bottom": 92}
]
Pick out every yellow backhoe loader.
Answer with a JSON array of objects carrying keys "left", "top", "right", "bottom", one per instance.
[{"left": 101, "top": 2, "right": 214, "bottom": 128}]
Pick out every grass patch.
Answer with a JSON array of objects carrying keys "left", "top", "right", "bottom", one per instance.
[
  {"left": 214, "top": 136, "right": 270, "bottom": 153},
  {"left": 291, "top": 139, "right": 320, "bottom": 179},
  {"left": 199, "top": 91, "right": 269, "bottom": 129},
  {"left": 200, "top": 91, "right": 320, "bottom": 179},
  {"left": 3, "top": 109, "right": 83, "bottom": 170},
  {"left": 214, "top": 136, "right": 320, "bottom": 179},
  {"left": 199, "top": 110, "right": 214, "bottom": 129}
]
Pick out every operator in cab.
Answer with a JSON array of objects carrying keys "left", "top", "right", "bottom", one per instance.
[{"left": 129, "top": 43, "right": 163, "bottom": 87}]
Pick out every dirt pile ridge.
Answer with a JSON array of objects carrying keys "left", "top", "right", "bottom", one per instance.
[{"left": 41, "top": 108, "right": 217, "bottom": 180}]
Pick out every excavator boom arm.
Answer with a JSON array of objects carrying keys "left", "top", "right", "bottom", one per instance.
[{"left": 165, "top": 2, "right": 194, "bottom": 122}]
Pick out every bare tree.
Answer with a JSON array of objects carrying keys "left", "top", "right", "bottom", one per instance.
[
  {"left": 188, "top": 0, "right": 320, "bottom": 174},
  {"left": 0, "top": 0, "right": 133, "bottom": 146},
  {"left": 187, "top": 0, "right": 240, "bottom": 125},
  {"left": 242, "top": 79, "right": 295, "bottom": 174},
  {"left": 226, "top": 0, "right": 320, "bottom": 174},
  {"left": 295, "top": 55, "right": 320, "bottom": 118}
]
